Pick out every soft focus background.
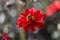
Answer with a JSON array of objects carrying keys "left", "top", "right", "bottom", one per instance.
[{"left": 0, "top": 0, "right": 60, "bottom": 40}]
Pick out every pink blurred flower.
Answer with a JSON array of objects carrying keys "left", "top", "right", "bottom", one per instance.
[{"left": 46, "top": 0, "right": 60, "bottom": 16}]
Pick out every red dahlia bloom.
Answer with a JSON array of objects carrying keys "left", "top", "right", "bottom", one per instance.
[
  {"left": 46, "top": 0, "right": 60, "bottom": 16},
  {"left": 16, "top": 8, "right": 46, "bottom": 32},
  {"left": 2, "top": 32, "right": 8, "bottom": 40}
]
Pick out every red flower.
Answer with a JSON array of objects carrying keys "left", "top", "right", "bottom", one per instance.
[
  {"left": 16, "top": 8, "right": 46, "bottom": 32},
  {"left": 46, "top": 0, "right": 60, "bottom": 16},
  {"left": 2, "top": 32, "right": 8, "bottom": 40}
]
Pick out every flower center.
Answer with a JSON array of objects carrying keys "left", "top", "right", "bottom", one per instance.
[{"left": 27, "top": 15, "right": 35, "bottom": 21}]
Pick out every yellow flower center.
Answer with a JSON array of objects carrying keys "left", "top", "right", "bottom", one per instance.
[{"left": 26, "top": 15, "right": 35, "bottom": 22}]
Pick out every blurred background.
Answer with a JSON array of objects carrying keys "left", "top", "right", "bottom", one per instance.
[{"left": 0, "top": 0, "right": 60, "bottom": 40}]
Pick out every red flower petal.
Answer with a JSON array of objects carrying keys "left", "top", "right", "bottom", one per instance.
[
  {"left": 24, "top": 25, "right": 30, "bottom": 32},
  {"left": 33, "top": 10, "right": 42, "bottom": 17},
  {"left": 2, "top": 32, "right": 8, "bottom": 39},
  {"left": 19, "top": 12, "right": 24, "bottom": 16},
  {"left": 16, "top": 16, "right": 28, "bottom": 28},
  {"left": 30, "top": 8, "right": 35, "bottom": 15},
  {"left": 35, "top": 14, "right": 46, "bottom": 23},
  {"left": 24, "top": 8, "right": 30, "bottom": 16},
  {"left": 30, "top": 25, "right": 36, "bottom": 32},
  {"left": 42, "top": 14, "right": 46, "bottom": 19},
  {"left": 36, "top": 22, "right": 45, "bottom": 29},
  {"left": 35, "top": 18, "right": 42, "bottom": 22}
]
